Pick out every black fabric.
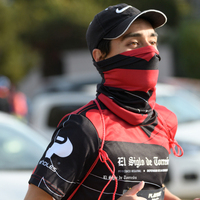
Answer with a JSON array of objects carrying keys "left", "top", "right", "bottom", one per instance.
[
  {"left": 94, "top": 53, "right": 160, "bottom": 73},
  {"left": 29, "top": 114, "right": 100, "bottom": 199},
  {"left": 94, "top": 46, "right": 160, "bottom": 126},
  {"left": 97, "top": 85, "right": 153, "bottom": 114}
]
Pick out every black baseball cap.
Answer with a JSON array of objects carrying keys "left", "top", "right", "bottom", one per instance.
[{"left": 86, "top": 3, "right": 167, "bottom": 56}]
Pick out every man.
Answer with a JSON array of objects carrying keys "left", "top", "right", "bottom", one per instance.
[{"left": 24, "top": 3, "right": 185, "bottom": 200}]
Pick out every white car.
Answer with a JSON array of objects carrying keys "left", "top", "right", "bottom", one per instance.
[
  {"left": 30, "top": 82, "right": 97, "bottom": 138},
  {"left": 0, "top": 112, "right": 49, "bottom": 200},
  {"left": 30, "top": 91, "right": 96, "bottom": 138},
  {"left": 30, "top": 81, "right": 200, "bottom": 198},
  {"left": 156, "top": 84, "right": 200, "bottom": 198}
]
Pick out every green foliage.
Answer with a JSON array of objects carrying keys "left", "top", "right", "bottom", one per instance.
[
  {"left": 175, "top": 20, "right": 200, "bottom": 79},
  {"left": 0, "top": 0, "right": 197, "bottom": 82},
  {"left": 0, "top": 0, "right": 102, "bottom": 82},
  {"left": 0, "top": 2, "right": 39, "bottom": 83}
]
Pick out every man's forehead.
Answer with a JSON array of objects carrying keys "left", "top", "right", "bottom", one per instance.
[
  {"left": 120, "top": 18, "right": 157, "bottom": 38},
  {"left": 121, "top": 30, "right": 158, "bottom": 41}
]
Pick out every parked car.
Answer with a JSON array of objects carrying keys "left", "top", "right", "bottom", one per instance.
[
  {"left": 32, "top": 74, "right": 101, "bottom": 97},
  {"left": 0, "top": 111, "right": 49, "bottom": 200},
  {"left": 30, "top": 90, "right": 96, "bottom": 138},
  {"left": 156, "top": 84, "right": 200, "bottom": 198},
  {"left": 30, "top": 81, "right": 200, "bottom": 198}
]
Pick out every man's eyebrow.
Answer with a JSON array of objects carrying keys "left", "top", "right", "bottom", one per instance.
[{"left": 121, "top": 32, "right": 158, "bottom": 41}]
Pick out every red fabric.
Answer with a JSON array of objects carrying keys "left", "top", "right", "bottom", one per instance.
[
  {"left": 98, "top": 93, "right": 150, "bottom": 126},
  {"left": 86, "top": 100, "right": 172, "bottom": 154},
  {"left": 103, "top": 68, "right": 159, "bottom": 92},
  {"left": 120, "top": 45, "right": 159, "bottom": 61}
]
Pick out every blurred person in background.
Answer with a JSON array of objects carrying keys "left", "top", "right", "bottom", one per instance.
[
  {"left": 0, "top": 76, "right": 12, "bottom": 113},
  {"left": 9, "top": 85, "right": 28, "bottom": 119},
  {"left": 0, "top": 75, "right": 28, "bottom": 119}
]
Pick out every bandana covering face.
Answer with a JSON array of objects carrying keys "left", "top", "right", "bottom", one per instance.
[{"left": 94, "top": 45, "right": 161, "bottom": 126}]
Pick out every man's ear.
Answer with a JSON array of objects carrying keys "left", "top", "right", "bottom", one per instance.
[{"left": 92, "top": 49, "right": 104, "bottom": 62}]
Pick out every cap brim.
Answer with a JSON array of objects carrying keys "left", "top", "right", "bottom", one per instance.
[{"left": 104, "top": 9, "right": 167, "bottom": 40}]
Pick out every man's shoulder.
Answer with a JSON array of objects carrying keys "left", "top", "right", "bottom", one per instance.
[{"left": 155, "top": 103, "right": 178, "bottom": 133}]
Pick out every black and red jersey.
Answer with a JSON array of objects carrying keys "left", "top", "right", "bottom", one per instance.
[
  {"left": 29, "top": 46, "right": 183, "bottom": 200},
  {"left": 29, "top": 97, "right": 178, "bottom": 200}
]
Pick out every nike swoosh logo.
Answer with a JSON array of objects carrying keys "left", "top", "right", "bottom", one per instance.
[{"left": 116, "top": 5, "right": 132, "bottom": 13}]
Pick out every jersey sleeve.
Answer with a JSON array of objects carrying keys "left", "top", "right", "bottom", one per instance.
[{"left": 28, "top": 114, "right": 100, "bottom": 200}]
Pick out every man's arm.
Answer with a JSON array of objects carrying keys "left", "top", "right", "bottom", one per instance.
[
  {"left": 25, "top": 182, "right": 146, "bottom": 200},
  {"left": 24, "top": 184, "right": 53, "bottom": 200},
  {"left": 25, "top": 182, "right": 200, "bottom": 200},
  {"left": 164, "top": 187, "right": 180, "bottom": 200}
]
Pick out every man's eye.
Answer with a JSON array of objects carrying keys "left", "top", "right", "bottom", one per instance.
[
  {"left": 129, "top": 42, "right": 138, "bottom": 46},
  {"left": 150, "top": 41, "right": 157, "bottom": 45}
]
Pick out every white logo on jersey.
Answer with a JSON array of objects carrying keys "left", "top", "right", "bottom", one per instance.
[
  {"left": 45, "top": 136, "right": 73, "bottom": 159},
  {"left": 116, "top": 5, "right": 132, "bottom": 13}
]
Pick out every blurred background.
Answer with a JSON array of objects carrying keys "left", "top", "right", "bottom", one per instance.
[
  {"left": 0, "top": 0, "right": 200, "bottom": 104},
  {"left": 0, "top": 0, "right": 200, "bottom": 199}
]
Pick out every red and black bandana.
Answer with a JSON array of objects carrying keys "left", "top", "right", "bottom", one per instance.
[{"left": 94, "top": 45, "right": 160, "bottom": 126}]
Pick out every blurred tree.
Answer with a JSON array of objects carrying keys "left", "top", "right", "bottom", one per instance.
[
  {"left": 173, "top": 0, "right": 200, "bottom": 78},
  {"left": 0, "top": 2, "right": 39, "bottom": 83},
  {"left": 0, "top": 0, "right": 103, "bottom": 81},
  {"left": 14, "top": 0, "right": 102, "bottom": 77},
  {"left": 175, "top": 21, "right": 200, "bottom": 78},
  {"left": 0, "top": 0, "right": 198, "bottom": 82}
]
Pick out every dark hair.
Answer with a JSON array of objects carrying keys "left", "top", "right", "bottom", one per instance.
[{"left": 96, "top": 39, "right": 111, "bottom": 59}]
